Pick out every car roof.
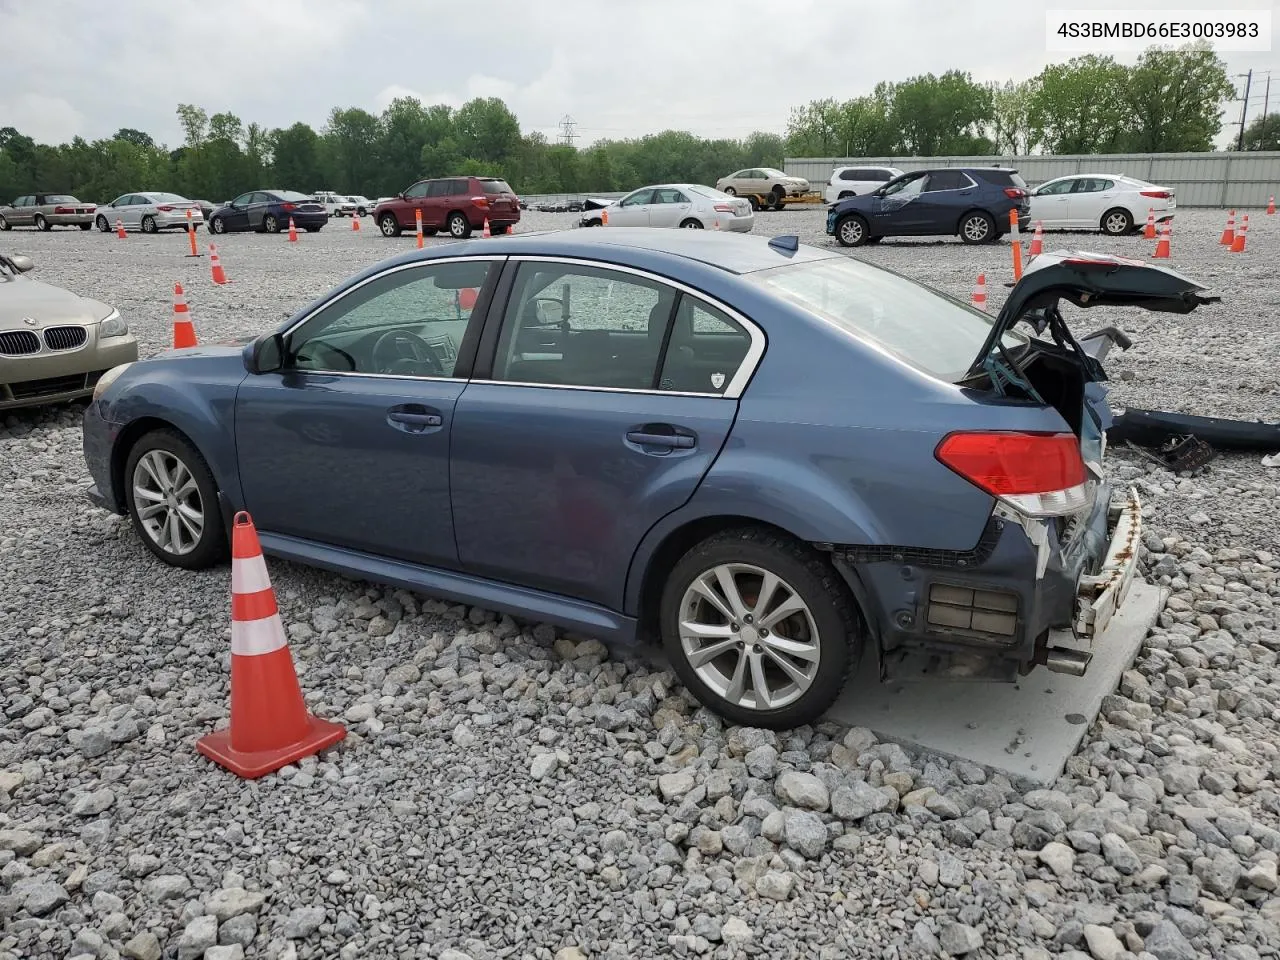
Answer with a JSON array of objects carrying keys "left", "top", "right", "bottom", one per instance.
[{"left": 381, "top": 227, "right": 841, "bottom": 276}]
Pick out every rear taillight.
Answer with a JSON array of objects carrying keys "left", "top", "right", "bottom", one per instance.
[
  {"left": 54, "top": 206, "right": 74, "bottom": 214},
  {"left": 281, "top": 202, "right": 296, "bottom": 211},
  {"left": 1003, "top": 188, "right": 1025, "bottom": 199},
  {"left": 935, "top": 431, "right": 1089, "bottom": 517},
  {"left": 470, "top": 195, "right": 490, "bottom": 208},
  {"left": 713, "top": 203, "right": 736, "bottom": 212},
  {"left": 156, "top": 205, "right": 174, "bottom": 212},
  {"left": 1140, "top": 190, "right": 1171, "bottom": 199}
]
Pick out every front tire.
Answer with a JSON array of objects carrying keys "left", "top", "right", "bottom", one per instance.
[
  {"left": 835, "top": 213, "right": 869, "bottom": 247},
  {"left": 124, "top": 429, "right": 227, "bottom": 571},
  {"left": 722, "top": 186, "right": 737, "bottom": 196},
  {"left": 659, "top": 527, "right": 861, "bottom": 729},
  {"left": 447, "top": 212, "right": 472, "bottom": 239},
  {"left": 379, "top": 214, "right": 402, "bottom": 237},
  {"left": 0, "top": 215, "right": 9, "bottom": 231},
  {"left": 959, "top": 211, "right": 996, "bottom": 244},
  {"left": 1101, "top": 208, "right": 1133, "bottom": 236}
]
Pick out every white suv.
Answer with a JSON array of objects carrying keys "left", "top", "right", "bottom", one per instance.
[
  {"left": 311, "top": 191, "right": 358, "bottom": 217},
  {"left": 823, "top": 166, "right": 906, "bottom": 204}
]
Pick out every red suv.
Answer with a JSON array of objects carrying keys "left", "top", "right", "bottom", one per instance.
[{"left": 374, "top": 176, "right": 520, "bottom": 239}]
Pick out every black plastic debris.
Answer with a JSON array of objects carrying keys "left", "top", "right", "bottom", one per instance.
[
  {"left": 1108, "top": 407, "right": 1280, "bottom": 452},
  {"left": 1123, "top": 435, "right": 1216, "bottom": 473}
]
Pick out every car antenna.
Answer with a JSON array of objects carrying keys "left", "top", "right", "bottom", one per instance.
[{"left": 768, "top": 235, "right": 800, "bottom": 255}]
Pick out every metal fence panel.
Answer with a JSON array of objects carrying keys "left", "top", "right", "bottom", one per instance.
[{"left": 785, "top": 152, "right": 1280, "bottom": 208}]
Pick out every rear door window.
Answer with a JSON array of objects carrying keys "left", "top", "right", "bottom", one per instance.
[
  {"left": 923, "top": 170, "right": 972, "bottom": 192},
  {"left": 657, "top": 297, "right": 753, "bottom": 395}
]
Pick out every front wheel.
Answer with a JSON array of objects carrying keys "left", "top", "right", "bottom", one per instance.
[
  {"left": 0, "top": 215, "right": 9, "bottom": 231},
  {"left": 835, "top": 213, "right": 869, "bottom": 247},
  {"left": 448, "top": 213, "right": 472, "bottom": 239},
  {"left": 210, "top": 217, "right": 227, "bottom": 234},
  {"left": 659, "top": 527, "right": 861, "bottom": 729},
  {"left": 124, "top": 429, "right": 227, "bottom": 570},
  {"left": 379, "top": 214, "right": 402, "bottom": 237},
  {"left": 722, "top": 186, "right": 737, "bottom": 196},
  {"left": 96, "top": 215, "right": 110, "bottom": 232},
  {"left": 1101, "top": 208, "right": 1133, "bottom": 236},
  {"left": 959, "top": 211, "right": 996, "bottom": 244}
]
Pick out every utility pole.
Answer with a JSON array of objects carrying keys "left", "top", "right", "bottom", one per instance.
[
  {"left": 1265, "top": 72, "right": 1272, "bottom": 122},
  {"left": 1237, "top": 69, "right": 1253, "bottom": 151},
  {"left": 558, "top": 115, "right": 578, "bottom": 148}
]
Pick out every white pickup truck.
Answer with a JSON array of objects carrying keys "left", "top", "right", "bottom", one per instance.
[{"left": 310, "top": 192, "right": 358, "bottom": 217}]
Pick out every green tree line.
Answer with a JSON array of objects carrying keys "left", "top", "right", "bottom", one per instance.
[{"left": 0, "top": 44, "right": 1265, "bottom": 205}]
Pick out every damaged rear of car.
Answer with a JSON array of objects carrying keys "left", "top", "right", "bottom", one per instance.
[{"left": 748, "top": 249, "right": 1217, "bottom": 688}]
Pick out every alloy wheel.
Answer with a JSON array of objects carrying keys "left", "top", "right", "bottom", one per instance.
[
  {"left": 839, "top": 218, "right": 864, "bottom": 245},
  {"left": 963, "top": 215, "right": 990, "bottom": 242},
  {"left": 677, "top": 562, "right": 821, "bottom": 711},
  {"left": 131, "top": 450, "right": 205, "bottom": 556}
]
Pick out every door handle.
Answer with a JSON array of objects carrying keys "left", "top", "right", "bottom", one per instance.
[
  {"left": 389, "top": 412, "right": 441, "bottom": 426},
  {"left": 626, "top": 430, "right": 695, "bottom": 449},
  {"left": 386, "top": 404, "right": 443, "bottom": 433}
]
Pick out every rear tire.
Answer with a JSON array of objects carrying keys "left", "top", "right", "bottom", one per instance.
[
  {"left": 1101, "top": 208, "right": 1133, "bottom": 236},
  {"left": 305, "top": 226, "right": 321, "bottom": 232},
  {"left": 659, "top": 526, "right": 862, "bottom": 730},
  {"left": 959, "top": 211, "right": 996, "bottom": 244},
  {"left": 124, "top": 429, "right": 227, "bottom": 571},
  {"left": 79, "top": 222, "right": 92, "bottom": 231},
  {"left": 747, "top": 196, "right": 760, "bottom": 211},
  {"left": 34, "top": 214, "right": 50, "bottom": 231},
  {"left": 141, "top": 215, "right": 157, "bottom": 234},
  {"left": 263, "top": 214, "right": 280, "bottom": 234},
  {"left": 680, "top": 218, "right": 703, "bottom": 229},
  {"left": 835, "top": 213, "right": 869, "bottom": 247},
  {"left": 448, "top": 212, "right": 472, "bottom": 239}
]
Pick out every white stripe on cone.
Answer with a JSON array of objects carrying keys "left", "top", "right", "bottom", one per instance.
[
  {"left": 232, "top": 554, "right": 272, "bottom": 594},
  {"left": 231, "top": 615, "right": 288, "bottom": 657}
]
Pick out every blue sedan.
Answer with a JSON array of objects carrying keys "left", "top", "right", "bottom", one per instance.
[
  {"left": 206, "top": 190, "right": 328, "bottom": 235},
  {"left": 80, "top": 231, "right": 1216, "bottom": 728}
]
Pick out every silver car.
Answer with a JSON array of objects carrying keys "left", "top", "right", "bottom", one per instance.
[
  {"left": 580, "top": 184, "right": 754, "bottom": 232},
  {"left": 0, "top": 194, "right": 98, "bottom": 231},
  {"left": 0, "top": 252, "right": 138, "bottom": 411},
  {"left": 95, "top": 192, "right": 205, "bottom": 233}
]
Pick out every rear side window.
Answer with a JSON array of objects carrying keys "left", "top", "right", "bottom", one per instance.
[
  {"left": 972, "top": 170, "right": 1024, "bottom": 188},
  {"left": 924, "top": 170, "right": 972, "bottom": 192},
  {"left": 658, "top": 298, "right": 752, "bottom": 395},
  {"left": 479, "top": 179, "right": 514, "bottom": 195}
]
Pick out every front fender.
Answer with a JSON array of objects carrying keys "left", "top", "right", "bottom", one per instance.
[{"left": 103, "top": 358, "right": 245, "bottom": 508}]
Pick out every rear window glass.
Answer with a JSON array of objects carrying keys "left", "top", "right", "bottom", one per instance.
[
  {"left": 44, "top": 195, "right": 75, "bottom": 204},
  {"left": 747, "top": 256, "right": 1025, "bottom": 383},
  {"left": 480, "top": 179, "right": 515, "bottom": 195},
  {"left": 278, "top": 191, "right": 313, "bottom": 202},
  {"left": 153, "top": 193, "right": 186, "bottom": 202}
]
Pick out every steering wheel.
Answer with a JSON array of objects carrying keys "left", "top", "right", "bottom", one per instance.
[{"left": 370, "top": 330, "right": 446, "bottom": 376}]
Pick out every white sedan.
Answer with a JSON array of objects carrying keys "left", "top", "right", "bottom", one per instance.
[
  {"left": 580, "top": 184, "right": 754, "bottom": 232},
  {"left": 1027, "top": 173, "right": 1175, "bottom": 236}
]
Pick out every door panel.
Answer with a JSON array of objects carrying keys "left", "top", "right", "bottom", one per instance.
[
  {"left": 450, "top": 384, "right": 735, "bottom": 608},
  {"left": 1068, "top": 179, "right": 1112, "bottom": 228}
]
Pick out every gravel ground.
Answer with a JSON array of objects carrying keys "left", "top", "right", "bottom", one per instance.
[{"left": 2, "top": 208, "right": 1279, "bottom": 960}]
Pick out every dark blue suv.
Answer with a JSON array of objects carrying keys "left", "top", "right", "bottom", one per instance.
[{"left": 827, "top": 167, "right": 1031, "bottom": 247}]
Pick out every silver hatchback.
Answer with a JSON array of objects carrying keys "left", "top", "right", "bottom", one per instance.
[{"left": 95, "top": 192, "right": 205, "bottom": 233}]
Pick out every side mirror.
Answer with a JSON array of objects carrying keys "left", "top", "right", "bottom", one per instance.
[
  {"left": 10, "top": 255, "right": 34, "bottom": 273},
  {"left": 243, "top": 333, "right": 284, "bottom": 374}
]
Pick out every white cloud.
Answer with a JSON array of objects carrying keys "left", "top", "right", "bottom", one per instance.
[{"left": 0, "top": 94, "right": 86, "bottom": 145}]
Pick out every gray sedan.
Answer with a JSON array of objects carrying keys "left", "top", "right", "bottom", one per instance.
[
  {"left": 0, "top": 194, "right": 97, "bottom": 231},
  {"left": 95, "top": 192, "right": 205, "bottom": 233},
  {"left": 0, "top": 251, "right": 138, "bottom": 411}
]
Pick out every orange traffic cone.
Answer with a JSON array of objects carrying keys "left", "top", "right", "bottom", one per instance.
[
  {"left": 601, "top": 209, "right": 608, "bottom": 226},
  {"left": 1230, "top": 214, "right": 1248, "bottom": 252},
  {"left": 1220, "top": 210, "right": 1236, "bottom": 245},
  {"left": 195, "top": 512, "right": 346, "bottom": 779},
  {"left": 1152, "top": 220, "right": 1172, "bottom": 259},
  {"left": 415, "top": 208, "right": 424, "bottom": 249},
  {"left": 185, "top": 210, "right": 201, "bottom": 257},
  {"left": 971, "top": 273, "right": 987, "bottom": 311},
  {"left": 1143, "top": 208, "right": 1156, "bottom": 239},
  {"left": 1028, "top": 220, "right": 1043, "bottom": 257},
  {"left": 1009, "top": 209, "right": 1023, "bottom": 280},
  {"left": 115, "top": 218, "right": 126, "bottom": 239},
  {"left": 352, "top": 212, "right": 361, "bottom": 231},
  {"left": 1268, "top": 196, "right": 1276, "bottom": 215},
  {"left": 288, "top": 217, "right": 298, "bottom": 242},
  {"left": 172, "top": 283, "right": 197, "bottom": 348},
  {"left": 209, "top": 243, "right": 228, "bottom": 285},
  {"left": 482, "top": 217, "right": 491, "bottom": 238}
]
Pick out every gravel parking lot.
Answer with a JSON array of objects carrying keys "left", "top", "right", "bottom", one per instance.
[{"left": 2, "top": 209, "right": 1279, "bottom": 960}]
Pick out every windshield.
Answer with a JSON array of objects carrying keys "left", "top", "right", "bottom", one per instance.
[
  {"left": 761, "top": 169, "right": 787, "bottom": 178},
  {"left": 747, "top": 256, "right": 1026, "bottom": 382}
]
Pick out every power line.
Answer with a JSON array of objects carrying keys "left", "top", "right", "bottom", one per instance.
[{"left": 557, "top": 114, "right": 578, "bottom": 147}]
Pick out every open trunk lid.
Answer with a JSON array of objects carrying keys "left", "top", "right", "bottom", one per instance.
[{"left": 965, "top": 250, "right": 1220, "bottom": 383}]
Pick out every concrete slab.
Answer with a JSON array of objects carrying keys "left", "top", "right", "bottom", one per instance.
[{"left": 824, "top": 581, "right": 1165, "bottom": 789}]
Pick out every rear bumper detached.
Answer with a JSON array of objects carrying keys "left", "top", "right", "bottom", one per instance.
[{"left": 830, "top": 485, "right": 1142, "bottom": 681}]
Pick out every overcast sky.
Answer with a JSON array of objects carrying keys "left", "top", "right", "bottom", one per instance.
[{"left": 1, "top": 0, "right": 1276, "bottom": 150}]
